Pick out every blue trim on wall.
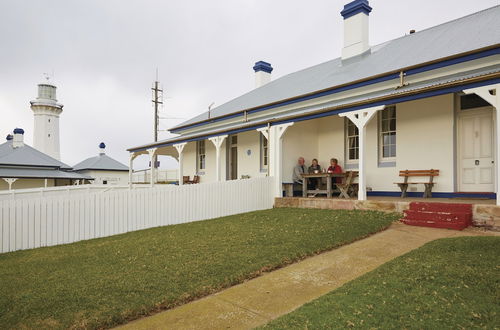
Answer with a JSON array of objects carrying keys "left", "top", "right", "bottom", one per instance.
[
  {"left": 170, "top": 47, "right": 499, "bottom": 134},
  {"left": 341, "top": 0, "right": 372, "bottom": 19},
  {"left": 253, "top": 61, "right": 273, "bottom": 73},
  {"left": 367, "top": 191, "right": 496, "bottom": 199}
]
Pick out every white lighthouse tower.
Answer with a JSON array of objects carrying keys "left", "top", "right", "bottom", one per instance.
[{"left": 30, "top": 78, "right": 64, "bottom": 160}]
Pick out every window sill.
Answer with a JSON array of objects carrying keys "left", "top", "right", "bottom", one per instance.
[
  {"left": 344, "top": 163, "right": 359, "bottom": 170},
  {"left": 378, "top": 161, "right": 396, "bottom": 168}
]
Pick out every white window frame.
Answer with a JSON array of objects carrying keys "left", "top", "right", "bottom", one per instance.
[
  {"left": 378, "top": 106, "right": 397, "bottom": 163},
  {"left": 196, "top": 140, "right": 206, "bottom": 172},
  {"left": 259, "top": 133, "right": 268, "bottom": 171},
  {"left": 345, "top": 117, "right": 359, "bottom": 165}
]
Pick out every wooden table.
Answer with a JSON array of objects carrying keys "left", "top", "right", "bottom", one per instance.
[{"left": 302, "top": 173, "right": 345, "bottom": 198}]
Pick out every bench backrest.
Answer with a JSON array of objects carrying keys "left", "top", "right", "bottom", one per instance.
[{"left": 399, "top": 169, "right": 439, "bottom": 183}]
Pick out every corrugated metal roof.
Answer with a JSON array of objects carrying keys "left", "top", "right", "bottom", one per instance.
[
  {"left": 0, "top": 140, "right": 72, "bottom": 169},
  {"left": 73, "top": 154, "right": 129, "bottom": 171},
  {"left": 0, "top": 167, "right": 92, "bottom": 179},
  {"left": 129, "top": 65, "right": 500, "bottom": 151},
  {"left": 171, "top": 5, "right": 500, "bottom": 131}
]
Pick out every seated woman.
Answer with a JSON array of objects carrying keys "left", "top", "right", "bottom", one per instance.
[
  {"left": 327, "top": 158, "right": 343, "bottom": 185},
  {"left": 308, "top": 158, "right": 322, "bottom": 190}
]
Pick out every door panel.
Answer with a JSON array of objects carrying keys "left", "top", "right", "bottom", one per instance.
[{"left": 458, "top": 109, "right": 494, "bottom": 192}]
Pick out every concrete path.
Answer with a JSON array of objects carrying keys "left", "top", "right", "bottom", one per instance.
[{"left": 118, "top": 223, "right": 496, "bottom": 330}]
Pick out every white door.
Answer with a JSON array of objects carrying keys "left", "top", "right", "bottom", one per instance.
[{"left": 458, "top": 108, "right": 495, "bottom": 192}]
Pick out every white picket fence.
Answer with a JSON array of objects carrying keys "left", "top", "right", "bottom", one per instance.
[{"left": 0, "top": 177, "right": 274, "bottom": 253}]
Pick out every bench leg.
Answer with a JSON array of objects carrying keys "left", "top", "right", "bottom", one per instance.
[
  {"left": 398, "top": 184, "right": 408, "bottom": 198},
  {"left": 423, "top": 183, "right": 433, "bottom": 198}
]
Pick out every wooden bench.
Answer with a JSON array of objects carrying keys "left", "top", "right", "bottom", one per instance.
[{"left": 394, "top": 169, "right": 439, "bottom": 198}]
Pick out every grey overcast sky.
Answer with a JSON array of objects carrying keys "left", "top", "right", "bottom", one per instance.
[{"left": 1, "top": 0, "right": 499, "bottom": 169}]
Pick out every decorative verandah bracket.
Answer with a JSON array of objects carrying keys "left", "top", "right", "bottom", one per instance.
[
  {"left": 147, "top": 148, "right": 158, "bottom": 187},
  {"left": 2, "top": 178, "right": 18, "bottom": 191},
  {"left": 208, "top": 135, "right": 228, "bottom": 182},
  {"left": 256, "top": 127, "right": 269, "bottom": 140},
  {"left": 464, "top": 84, "right": 500, "bottom": 205},
  {"left": 339, "top": 105, "right": 386, "bottom": 201},
  {"left": 269, "top": 123, "right": 294, "bottom": 197},
  {"left": 174, "top": 142, "right": 187, "bottom": 185}
]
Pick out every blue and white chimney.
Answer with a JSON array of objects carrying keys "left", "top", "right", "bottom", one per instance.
[
  {"left": 12, "top": 128, "right": 25, "bottom": 148},
  {"left": 253, "top": 61, "right": 273, "bottom": 88},
  {"left": 341, "top": 0, "right": 372, "bottom": 60},
  {"left": 99, "top": 142, "right": 106, "bottom": 155}
]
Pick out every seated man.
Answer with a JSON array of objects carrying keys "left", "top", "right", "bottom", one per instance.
[
  {"left": 292, "top": 157, "right": 307, "bottom": 196},
  {"left": 327, "top": 158, "right": 343, "bottom": 185}
]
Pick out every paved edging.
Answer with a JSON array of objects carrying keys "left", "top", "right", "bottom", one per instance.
[{"left": 117, "top": 223, "right": 496, "bottom": 329}]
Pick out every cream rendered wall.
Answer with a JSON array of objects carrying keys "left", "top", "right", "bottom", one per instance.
[
  {"left": 393, "top": 94, "right": 455, "bottom": 193},
  {"left": 83, "top": 170, "right": 129, "bottom": 185},
  {"left": 317, "top": 115, "right": 345, "bottom": 170},
  {"left": 236, "top": 130, "right": 266, "bottom": 179},
  {"left": 0, "top": 178, "right": 56, "bottom": 191},
  {"left": 182, "top": 141, "right": 197, "bottom": 179},
  {"left": 352, "top": 94, "right": 455, "bottom": 193},
  {"left": 282, "top": 120, "right": 320, "bottom": 183}
]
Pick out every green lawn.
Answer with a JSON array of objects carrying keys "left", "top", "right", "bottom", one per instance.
[
  {"left": 262, "top": 236, "right": 500, "bottom": 329},
  {"left": 0, "top": 208, "right": 398, "bottom": 329}
]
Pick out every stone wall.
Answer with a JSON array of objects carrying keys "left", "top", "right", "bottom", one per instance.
[{"left": 274, "top": 198, "right": 500, "bottom": 231}]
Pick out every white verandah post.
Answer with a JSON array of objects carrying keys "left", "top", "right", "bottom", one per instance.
[
  {"left": 208, "top": 135, "right": 228, "bottom": 182},
  {"left": 464, "top": 84, "right": 500, "bottom": 205},
  {"left": 128, "top": 152, "right": 138, "bottom": 188},
  {"left": 339, "top": 105, "right": 385, "bottom": 200},
  {"left": 174, "top": 142, "right": 187, "bottom": 185},
  {"left": 268, "top": 123, "right": 294, "bottom": 198},
  {"left": 147, "top": 148, "right": 158, "bottom": 187}
]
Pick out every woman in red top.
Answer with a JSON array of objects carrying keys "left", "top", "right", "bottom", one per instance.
[{"left": 327, "top": 158, "right": 343, "bottom": 184}]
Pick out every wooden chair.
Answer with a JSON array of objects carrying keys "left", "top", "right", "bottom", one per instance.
[
  {"left": 394, "top": 169, "right": 439, "bottom": 198},
  {"left": 191, "top": 175, "right": 200, "bottom": 184},
  {"left": 183, "top": 176, "right": 191, "bottom": 184},
  {"left": 336, "top": 171, "right": 357, "bottom": 199}
]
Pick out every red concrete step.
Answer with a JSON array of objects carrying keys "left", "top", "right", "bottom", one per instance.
[
  {"left": 409, "top": 202, "right": 472, "bottom": 214},
  {"left": 401, "top": 219, "right": 468, "bottom": 231},
  {"left": 403, "top": 210, "right": 472, "bottom": 225}
]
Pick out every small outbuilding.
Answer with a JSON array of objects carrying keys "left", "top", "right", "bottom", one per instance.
[{"left": 73, "top": 143, "right": 129, "bottom": 185}]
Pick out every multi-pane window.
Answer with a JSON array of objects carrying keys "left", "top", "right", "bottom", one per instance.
[
  {"left": 260, "top": 133, "right": 268, "bottom": 170},
  {"left": 196, "top": 140, "right": 206, "bottom": 171},
  {"left": 379, "top": 106, "right": 396, "bottom": 159},
  {"left": 346, "top": 119, "right": 359, "bottom": 161}
]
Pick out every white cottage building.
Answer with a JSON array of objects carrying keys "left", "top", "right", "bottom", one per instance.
[
  {"left": 0, "top": 129, "right": 91, "bottom": 191},
  {"left": 128, "top": 1, "right": 500, "bottom": 203}
]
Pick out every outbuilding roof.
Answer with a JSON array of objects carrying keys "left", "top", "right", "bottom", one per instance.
[
  {"left": 73, "top": 154, "right": 129, "bottom": 172},
  {"left": 171, "top": 5, "right": 500, "bottom": 132}
]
